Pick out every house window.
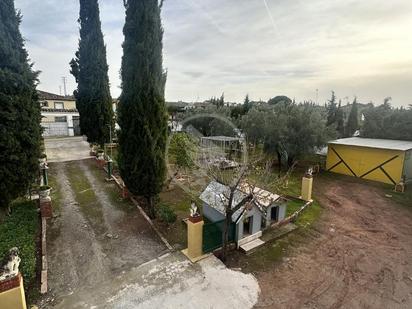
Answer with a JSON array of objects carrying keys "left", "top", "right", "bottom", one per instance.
[
  {"left": 40, "top": 101, "right": 48, "bottom": 107},
  {"left": 54, "top": 102, "right": 64, "bottom": 109},
  {"left": 55, "top": 116, "right": 67, "bottom": 123}
]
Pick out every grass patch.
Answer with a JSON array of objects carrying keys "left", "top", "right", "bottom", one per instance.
[
  {"left": 48, "top": 163, "right": 62, "bottom": 214},
  {"left": 155, "top": 185, "right": 197, "bottom": 248},
  {"left": 86, "top": 160, "right": 135, "bottom": 213},
  {"left": 0, "top": 199, "right": 39, "bottom": 287},
  {"left": 65, "top": 162, "right": 105, "bottom": 233}
]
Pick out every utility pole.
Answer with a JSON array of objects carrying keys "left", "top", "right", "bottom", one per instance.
[
  {"left": 61, "top": 76, "right": 67, "bottom": 96},
  {"left": 59, "top": 85, "right": 62, "bottom": 95},
  {"left": 316, "top": 89, "right": 319, "bottom": 105}
]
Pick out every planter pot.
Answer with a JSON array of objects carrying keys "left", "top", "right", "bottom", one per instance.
[
  {"left": 97, "top": 152, "right": 104, "bottom": 160},
  {"left": 39, "top": 188, "right": 51, "bottom": 198},
  {"left": 38, "top": 158, "right": 47, "bottom": 163}
]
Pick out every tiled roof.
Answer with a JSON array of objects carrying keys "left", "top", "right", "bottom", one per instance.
[
  {"left": 38, "top": 90, "right": 75, "bottom": 101},
  {"left": 41, "top": 108, "right": 78, "bottom": 113}
]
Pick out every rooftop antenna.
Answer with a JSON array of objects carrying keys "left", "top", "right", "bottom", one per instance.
[
  {"left": 59, "top": 85, "right": 62, "bottom": 96},
  {"left": 61, "top": 76, "right": 67, "bottom": 96}
]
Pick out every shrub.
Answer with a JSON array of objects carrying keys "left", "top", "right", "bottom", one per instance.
[
  {"left": 156, "top": 203, "right": 177, "bottom": 223},
  {"left": 0, "top": 200, "right": 39, "bottom": 284}
]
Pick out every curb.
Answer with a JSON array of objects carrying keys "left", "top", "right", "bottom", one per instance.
[{"left": 40, "top": 217, "right": 47, "bottom": 294}]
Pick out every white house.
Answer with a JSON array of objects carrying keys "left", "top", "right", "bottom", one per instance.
[{"left": 38, "top": 90, "right": 80, "bottom": 137}]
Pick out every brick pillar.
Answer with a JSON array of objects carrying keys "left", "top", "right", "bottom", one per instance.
[{"left": 0, "top": 273, "right": 27, "bottom": 309}]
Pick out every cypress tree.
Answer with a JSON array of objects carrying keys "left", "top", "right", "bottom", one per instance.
[
  {"left": 346, "top": 97, "right": 359, "bottom": 137},
  {"left": 326, "top": 91, "right": 337, "bottom": 126},
  {"left": 70, "top": 0, "right": 114, "bottom": 146},
  {"left": 336, "top": 101, "right": 345, "bottom": 138},
  {"left": 0, "top": 0, "right": 41, "bottom": 213},
  {"left": 118, "top": 0, "right": 167, "bottom": 218}
]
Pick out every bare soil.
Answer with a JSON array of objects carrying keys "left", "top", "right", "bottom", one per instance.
[{"left": 255, "top": 174, "right": 412, "bottom": 308}]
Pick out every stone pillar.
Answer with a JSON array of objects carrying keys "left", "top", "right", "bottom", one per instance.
[
  {"left": 301, "top": 175, "right": 313, "bottom": 202},
  {"left": 67, "top": 115, "right": 74, "bottom": 137},
  {"left": 0, "top": 274, "right": 27, "bottom": 309}
]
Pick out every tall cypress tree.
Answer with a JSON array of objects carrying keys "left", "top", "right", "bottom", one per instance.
[
  {"left": 336, "top": 100, "right": 345, "bottom": 138},
  {"left": 346, "top": 97, "right": 359, "bottom": 137},
  {"left": 118, "top": 0, "right": 167, "bottom": 218},
  {"left": 326, "top": 91, "right": 338, "bottom": 126},
  {"left": 70, "top": 0, "right": 113, "bottom": 146},
  {"left": 0, "top": 0, "right": 41, "bottom": 213}
]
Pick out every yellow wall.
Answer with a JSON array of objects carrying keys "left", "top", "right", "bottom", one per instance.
[
  {"left": 42, "top": 99, "right": 76, "bottom": 110},
  {"left": 0, "top": 277, "right": 27, "bottom": 309},
  {"left": 326, "top": 144, "right": 405, "bottom": 185}
]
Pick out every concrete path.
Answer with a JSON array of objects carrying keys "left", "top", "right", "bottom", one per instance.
[
  {"left": 44, "top": 136, "right": 92, "bottom": 162},
  {"left": 53, "top": 252, "right": 260, "bottom": 309}
]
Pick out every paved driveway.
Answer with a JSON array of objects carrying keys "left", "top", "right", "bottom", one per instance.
[{"left": 44, "top": 136, "right": 92, "bottom": 162}]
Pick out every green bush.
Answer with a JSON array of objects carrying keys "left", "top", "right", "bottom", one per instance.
[
  {"left": 0, "top": 200, "right": 39, "bottom": 284},
  {"left": 157, "top": 203, "right": 177, "bottom": 223}
]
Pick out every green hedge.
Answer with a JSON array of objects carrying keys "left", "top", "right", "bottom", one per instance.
[
  {"left": 0, "top": 200, "right": 39, "bottom": 284},
  {"left": 156, "top": 203, "right": 177, "bottom": 223}
]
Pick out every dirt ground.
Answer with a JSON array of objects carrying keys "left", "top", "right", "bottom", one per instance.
[
  {"left": 40, "top": 160, "right": 168, "bottom": 308},
  {"left": 255, "top": 175, "right": 412, "bottom": 308}
]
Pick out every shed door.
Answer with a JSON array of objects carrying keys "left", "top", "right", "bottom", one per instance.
[{"left": 270, "top": 207, "right": 278, "bottom": 221}]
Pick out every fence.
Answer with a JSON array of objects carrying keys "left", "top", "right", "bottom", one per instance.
[{"left": 202, "top": 219, "right": 236, "bottom": 253}]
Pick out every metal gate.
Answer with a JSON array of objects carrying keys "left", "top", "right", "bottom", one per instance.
[
  {"left": 73, "top": 116, "right": 81, "bottom": 136},
  {"left": 41, "top": 122, "right": 69, "bottom": 137},
  {"left": 202, "top": 219, "right": 236, "bottom": 253}
]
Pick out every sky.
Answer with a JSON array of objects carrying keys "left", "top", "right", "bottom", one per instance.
[{"left": 14, "top": 0, "right": 412, "bottom": 107}]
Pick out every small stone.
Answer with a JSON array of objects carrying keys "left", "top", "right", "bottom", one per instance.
[
  {"left": 113, "top": 234, "right": 119, "bottom": 239},
  {"left": 385, "top": 194, "right": 392, "bottom": 198},
  {"left": 106, "top": 233, "right": 113, "bottom": 238},
  {"left": 329, "top": 228, "right": 335, "bottom": 233}
]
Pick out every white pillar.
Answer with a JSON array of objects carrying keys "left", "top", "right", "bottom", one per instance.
[{"left": 67, "top": 115, "right": 74, "bottom": 136}]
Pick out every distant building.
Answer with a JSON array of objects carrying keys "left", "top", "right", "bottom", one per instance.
[{"left": 38, "top": 90, "right": 80, "bottom": 137}]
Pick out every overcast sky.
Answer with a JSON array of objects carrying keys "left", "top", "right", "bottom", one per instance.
[{"left": 14, "top": 0, "right": 412, "bottom": 106}]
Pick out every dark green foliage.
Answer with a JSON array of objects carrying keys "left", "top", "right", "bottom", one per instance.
[
  {"left": 156, "top": 203, "right": 177, "bottom": 223},
  {"left": 0, "top": 200, "right": 39, "bottom": 285},
  {"left": 183, "top": 105, "right": 234, "bottom": 136},
  {"left": 361, "top": 102, "right": 412, "bottom": 141},
  {"left": 0, "top": 0, "right": 42, "bottom": 210},
  {"left": 241, "top": 102, "right": 334, "bottom": 168},
  {"left": 268, "top": 95, "right": 292, "bottom": 105},
  {"left": 336, "top": 101, "right": 345, "bottom": 138},
  {"left": 70, "top": 0, "right": 114, "bottom": 146},
  {"left": 209, "top": 93, "right": 225, "bottom": 108},
  {"left": 346, "top": 98, "right": 359, "bottom": 137},
  {"left": 118, "top": 0, "right": 168, "bottom": 217},
  {"left": 169, "top": 133, "right": 196, "bottom": 169},
  {"left": 326, "top": 91, "right": 338, "bottom": 126},
  {"left": 230, "top": 94, "right": 252, "bottom": 119}
]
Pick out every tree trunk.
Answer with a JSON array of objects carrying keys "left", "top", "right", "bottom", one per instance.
[
  {"left": 276, "top": 150, "right": 282, "bottom": 175},
  {"left": 165, "top": 171, "right": 178, "bottom": 190},
  {"left": 147, "top": 196, "right": 156, "bottom": 219},
  {"left": 221, "top": 210, "right": 232, "bottom": 263}
]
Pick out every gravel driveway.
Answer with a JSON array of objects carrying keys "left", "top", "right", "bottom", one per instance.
[{"left": 44, "top": 136, "right": 92, "bottom": 162}]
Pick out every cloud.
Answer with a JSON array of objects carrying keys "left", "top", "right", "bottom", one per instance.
[{"left": 14, "top": 0, "right": 412, "bottom": 106}]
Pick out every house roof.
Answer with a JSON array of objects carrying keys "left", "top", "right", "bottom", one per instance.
[
  {"left": 329, "top": 137, "right": 412, "bottom": 151},
  {"left": 41, "top": 108, "right": 78, "bottom": 113},
  {"left": 38, "top": 90, "right": 75, "bottom": 101},
  {"left": 200, "top": 181, "right": 283, "bottom": 222}
]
